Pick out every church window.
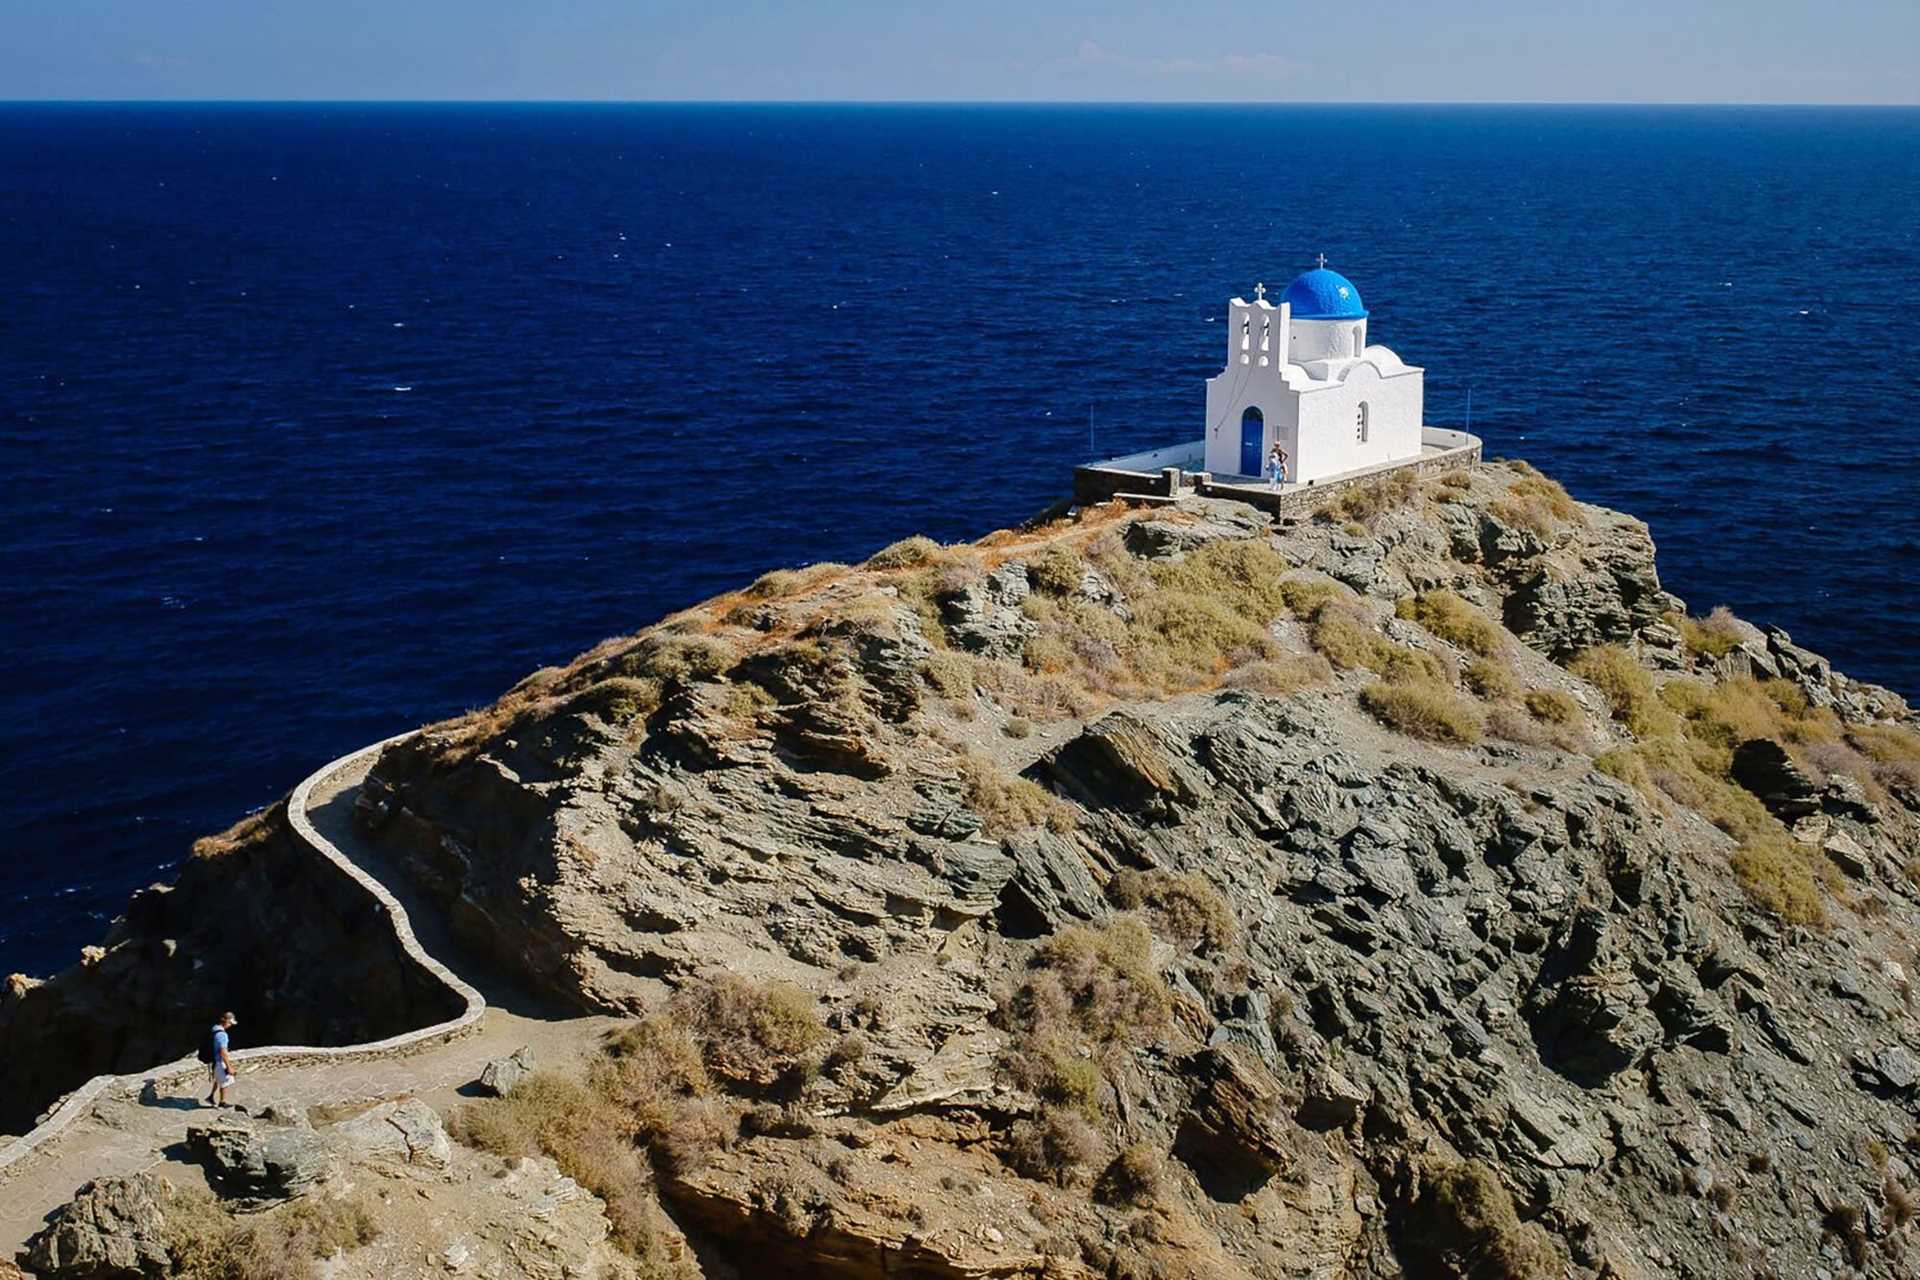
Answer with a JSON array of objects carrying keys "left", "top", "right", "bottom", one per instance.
[{"left": 1356, "top": 402, "right": 1370, "bottom": 443}]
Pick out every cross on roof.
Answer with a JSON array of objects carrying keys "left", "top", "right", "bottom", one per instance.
[
  {"left": 1253, "top": 281, "right": 1266, "bottom": 301},
  {"left": 1316, "top": 252, "right": 1328, "bottom": 269}
]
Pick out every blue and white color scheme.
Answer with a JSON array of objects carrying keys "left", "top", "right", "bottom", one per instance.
[{"left": 1204, "top": 259, "right": 1424, "bottom": 484}]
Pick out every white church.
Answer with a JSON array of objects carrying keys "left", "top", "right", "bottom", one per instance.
[{"left": 1203, "top": 259, "right": 1426, "bottom": 485}]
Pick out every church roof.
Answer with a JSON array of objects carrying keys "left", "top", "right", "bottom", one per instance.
[{"left": 1281, "top": 267, "right": 1368, "bottom": 320}]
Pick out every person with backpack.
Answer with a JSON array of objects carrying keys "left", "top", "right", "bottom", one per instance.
[{"left": 200, "top": 1011, "right": 238, "bottom": 1107}]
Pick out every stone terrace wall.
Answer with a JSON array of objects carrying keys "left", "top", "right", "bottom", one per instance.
[{"left": 1075, "top": 428, "right": 1481, "bottom": 512}]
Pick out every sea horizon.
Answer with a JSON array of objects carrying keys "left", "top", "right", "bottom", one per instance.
[{"left": 4, "top": 99, "right": 1917, "bottom": 975}]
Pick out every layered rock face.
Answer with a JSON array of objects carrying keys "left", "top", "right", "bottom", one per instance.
[
  {"left": 341, "top": 462, "right": 1920, "bottom": 1279},
  {"left": 16, "top": 461, "right": 1920, "bottom": 1279},
  {"left": 0, "top": 803, "right": 467, "bottom": 1136}
]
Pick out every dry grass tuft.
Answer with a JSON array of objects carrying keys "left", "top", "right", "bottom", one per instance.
[
  {"left": 1007, "top": 1107, "right": 1106, "bottom": 1188},
  {"left": 1570, "top": 645, "right": 1679, "bottom": 738},
  {"left": 1026, "top": 544, "right": 1088, "bottom": 596},
  {"left": 668, "top": 974, "right": 829, "bottom": 1089},
  {"left": 190, "top": 808, "right": 278, "bottom": 862},
  {"left": 865, "top": 535, "right": 944, "bottom": 570},
  {"left": 745, "top": 562, "right": 849, "bottom": 600},
  {"left": 1221, "top": 654, "right": 1333, "bottom": 697},
  {"left": 1396, "top": 590, "right": 1503, "bottom": 656},
  {"left": 169, "top": 1189, "right": 381, "bottom": 1280},
  {"left": 1409, "top": 1159, "right": 1565, "bottom": 1280},
  {"left": 1331, "top": 469, "right": 1418, "bottom": 526},
  {"left": 1672, "top": 605, "right": 1746, "bottom": 659},
  {"left": 1523, "top": 688, "right": 1581, "bottom": 725},
  {"left": 1464, "top": 657, "right": 1521, "bottom": 702},
  {"left": 959, "top": 752, "right": 1077, "bottom": 835},
  {"left": 1096, "top": 1142, "right": 1168, "bottom": 1207},
  {"left": 1107, "top": 868, "right": 1237, "bottom": 952},
  {"left": 997, "top": 917, "right": 1172, "bottom": 1124},
  {"left": 1360, "top": 680, "right": 1482, "bottom": 745}
]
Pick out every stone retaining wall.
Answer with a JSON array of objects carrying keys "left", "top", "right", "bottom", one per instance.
[
  {"left": 0, "top": 732, "right": 485, "bottom": 1180},
  {"left": 1075, "top": 428, "right": 1483, "bottom": 512}
]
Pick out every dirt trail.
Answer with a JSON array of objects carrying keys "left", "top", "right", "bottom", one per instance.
[{"left": 0, "top": 751, "right": 618, "bottom": 1257}]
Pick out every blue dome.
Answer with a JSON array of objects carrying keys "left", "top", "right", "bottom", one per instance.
[{"left": 1280, "top": 267, "right": 1367, "bottom": 320}]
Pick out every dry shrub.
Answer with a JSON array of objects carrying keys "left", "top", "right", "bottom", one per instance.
[
  {"left": 1333, "top": 469, "right": 1418, "bottom": 525},
  {"left": 1491, "top": 465, "right": 1581, "bottom": 537},
  {"left": 923, "top": 649, "right": 976, "bottom": 699},
  {"left": 960, "top": 752, "right": 1077, "bottom": 835},
  {"left": 1885, "top": 1177, "right": 1918, "bottom": 1230},
  {"left": 1396, "top": 590, "right": 1503, "bottom": 656},
  {"left": 865, "top": 535, "right": 943, "bottom": 570},
  {"left": 1822, "top": 1204, "right": 1869, "bottom": 1268},
  {"left": 1729, "top": 834, "right": 1830, "bottom": 927},
  {"left": 1306, "top": 600, "right": 1452, "bottom": 684},
  {"left": 1490, "top": 497, "right": 1555, "bottom": 539},
  {"left": 1848, "top": 722, "right": 1920, "bottom": 792},
  {"left": 1150, "top": 539, "right": 1295, "bottom": 623},
  {"left": 190, "top": 808, "right": 278, "bottom": 861},
  {"left": 1007, "top": 1107, "right": 1106, "bottom": 1188},
  {"left": 159, "top": 1186, "right": 239, "bottom": 1279},
  {"left": 1107, "top": 868, "right": 1237, "bottom": 952},
  {"left": 171, "top": 1191, "right": 380, "bottom": 1280},
  {"left": 998, "top": 917, "right": 1172, "bottom": 1120},
  {"left": 1465, "top": 657, "right": 1521, "bottom": 701},
  {"left": 1360, "top": 680, "right": 1482, "bottom": 745},
  {"left": 565, "top": 676, "right": 665, "bottom": 726},
  {"left": 1672, "top": 605, "right": 1746, "bottom": 659},
  {"left": 1437, "top": 470, "right": 1473, "bottom": 490},
  {"left": 1128, "top": 592, "right": 1276, "bottom": 678},
  {"left": 1276, "top": 574, "right": 1355, "bottom": 618},
  {"left": 452, "top": 1068, "right": 703, "bottom": 1269},
  {"left": 1659, "top": 676, "right": 1838, "bottom": 750},
  {"left": 1027, "top": 544, "right": 1088, "bottom": 596},
  {"left": 1523, "top": 688, "right": 1580, "bottom": 725},
  {"left": 1096, "top": 1142, "right": 1168, "bottom": 1206},
  {"left": 1410, "top": 1159, "right": 1564, "bottom": 1280},
  {"left": 669, "top": 973, "right": 828, "bottom": 1088},
  {"left": 1570, "top": 645, "right": 1679, "bottom": 737},
  {"left": 1221, "top": 654, "right": 1333, "bottom": 697},
  {"left": 745, "top": 562, "right": 848, "bottom": 599}
]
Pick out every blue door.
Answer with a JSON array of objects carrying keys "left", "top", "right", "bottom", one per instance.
[{"left": 1240, "top": 407, "right": 1264, "bottom": 478}]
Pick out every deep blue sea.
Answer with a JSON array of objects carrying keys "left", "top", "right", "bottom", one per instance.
[{"left": 3, "top": 104, "right": 1917, "bottom": 975}]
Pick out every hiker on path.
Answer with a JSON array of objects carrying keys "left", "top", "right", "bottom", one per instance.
[
  {"left": 204, "top": 1011, "right": 237, "bottom": 1107},
  {"left": 1268, "top": 444, "right": 1289, "bottom": 490}
]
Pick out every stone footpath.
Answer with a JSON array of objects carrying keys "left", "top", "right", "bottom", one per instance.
[{"left": 0, "top": 746, "right": 619, "bottom": 1259}]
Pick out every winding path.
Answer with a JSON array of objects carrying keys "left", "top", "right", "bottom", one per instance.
[{"left": 0, "top": 738, "right": 619, "bottom": 1257}]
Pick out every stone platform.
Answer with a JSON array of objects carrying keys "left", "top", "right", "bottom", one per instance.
[{"left": 1073, "top": 426, "right": 1482, "bottom": 513}]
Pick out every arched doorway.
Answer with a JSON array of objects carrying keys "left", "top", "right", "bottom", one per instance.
[{"left": 1240, "top": 406, "right": 1264, "bottom": 478}]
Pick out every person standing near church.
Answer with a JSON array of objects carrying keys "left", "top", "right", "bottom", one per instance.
[{"left": 1268, "top": 444, "right": 1288, "bottom": 490}]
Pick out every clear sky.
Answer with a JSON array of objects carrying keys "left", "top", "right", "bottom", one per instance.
[{"left": 3, "top": 0, "right": 1915, "bottom": 104}]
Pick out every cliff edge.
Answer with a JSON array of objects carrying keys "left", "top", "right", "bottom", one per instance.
[{"left": 11, "top": 459, "right": 1920, "bottom": 1279}]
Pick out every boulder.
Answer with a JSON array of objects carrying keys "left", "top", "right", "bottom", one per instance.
[
  {"left": 1122, "top": 501, "right": 1268, "bottom": 559},
  {"left": 22, "top": 1173, "right": 179, "bottom": 1279},
  {"left": 477, "top": 1045, "right": 537, "bottom": 1097},
  {"left": 1729, "top": 739, "right": 1822, "bottom": 821},
  {"left": 1297, "top": 1064, "right": 1369, "bottom": 1130},
  {"left": 1176, "top": 1046, "right": 1293, "bottom": 1196},
  {"left": 334, "top": 1097, "right": 453, "bottom": 1171},
  {"left": 186, "top": 1120, "right": 334, "bottom": 1208}
]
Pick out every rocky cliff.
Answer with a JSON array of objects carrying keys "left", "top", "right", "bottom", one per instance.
[
  {"left": 15, "top": 459, "right": 1920, "bottom": 1279},
  {"left": 0, "top": 801, "right": 467, "bottom": 1136}
]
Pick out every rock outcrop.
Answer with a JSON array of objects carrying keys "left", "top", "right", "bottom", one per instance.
[{"left": 16, "top": 460, "right": 1920, "bottom": 1279}]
